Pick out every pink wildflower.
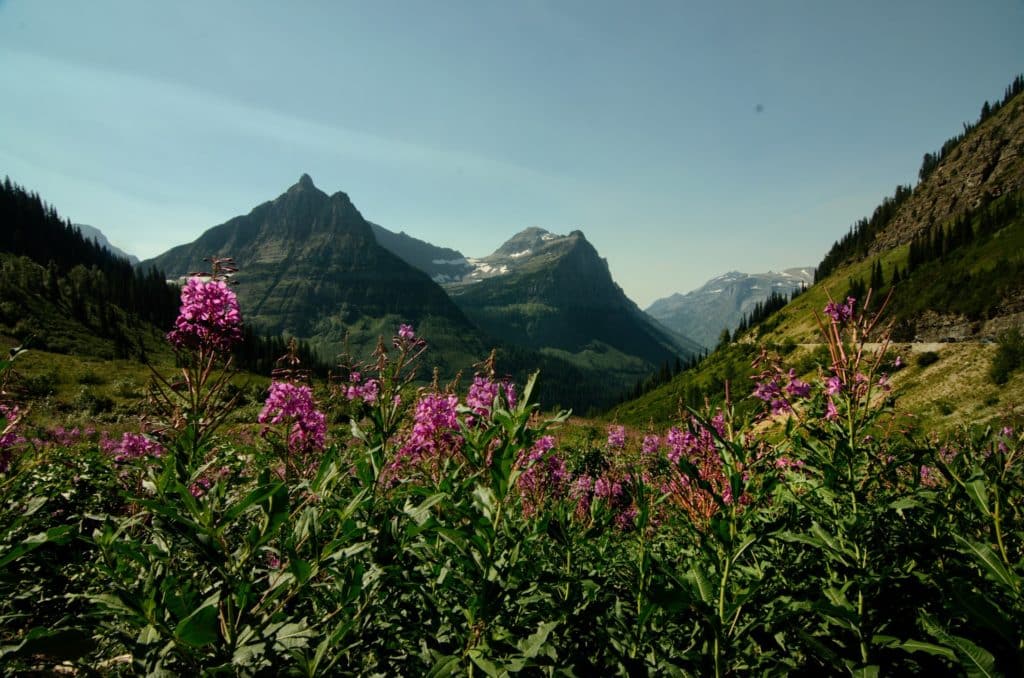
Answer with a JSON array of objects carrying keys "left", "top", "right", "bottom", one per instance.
[
  {"left": 785, "top": 369, "right": 811, "bottom": 398},
  {"left": 466, "top": 375, "right": 501, "bottom": 418},
  {"left": 108, "top": 432, "right": 164, "bottom": 463},
  {"left": 258, "top": 381, "right": 327, "bottom": 454},
  {"left": 167, "top": 278, "right": 243, "bottom": 352},
  {"left": 642, "top": 434, "right": 660, "bottom": 458},
  {"left": 607, "top": 425, "right": 626, "bottom": 450},
  {"left": 823, "top": 296, "right": 856, "bottom": 323}
]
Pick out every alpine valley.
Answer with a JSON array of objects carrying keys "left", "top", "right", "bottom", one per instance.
[{"left": 138, "top": 175, "right": 701, "bottom": 411}]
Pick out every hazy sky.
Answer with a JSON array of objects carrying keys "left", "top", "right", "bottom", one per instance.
[{"left": 1, "top": 1, "right": 1021, "bottom": 307}]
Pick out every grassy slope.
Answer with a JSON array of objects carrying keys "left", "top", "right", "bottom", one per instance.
[{"left": 610, "top": 190, "right": 1024, "bottom": 431}]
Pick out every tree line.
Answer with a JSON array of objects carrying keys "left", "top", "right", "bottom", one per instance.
[{"left": 815, "top": 73, "right": 1023, "bottom": 283}]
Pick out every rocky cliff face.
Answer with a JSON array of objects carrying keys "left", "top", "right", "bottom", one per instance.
[{"left": 871, "top": 94, "right": 1024, "bottom": 254}]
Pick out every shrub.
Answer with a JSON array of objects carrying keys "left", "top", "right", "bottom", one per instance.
[
  {"left": 917, "top": 350, "right": 941, "bottom": 367},
  {"left": 76, "top": 370, "right": 106, "bottom": 386},
  {"left": 990, "top": 328, "right": 1024, "bottom": 384}
]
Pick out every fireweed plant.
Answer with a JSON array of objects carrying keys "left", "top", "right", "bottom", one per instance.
[
  {"left": 149, "top": 256, "right": 243, "bottom": 466},
  {"left": 1, "top": 276, "right": 1022, "bottom": 674}
]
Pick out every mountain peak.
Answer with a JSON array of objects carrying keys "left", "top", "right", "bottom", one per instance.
[{"left": 288, "top": 173, "right": 319, "bottom": 193}]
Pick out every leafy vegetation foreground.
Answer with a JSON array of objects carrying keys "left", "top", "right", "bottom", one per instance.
[{"left": 1, "top": 269, "right": 1022, "bottom": 676}]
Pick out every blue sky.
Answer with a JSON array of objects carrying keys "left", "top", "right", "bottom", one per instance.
[{"left": 1, "top": 1, "right": 1021, "bottom": 307}]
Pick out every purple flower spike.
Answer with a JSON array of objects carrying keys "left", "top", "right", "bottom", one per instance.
[{"left": 167, "top": 278, "right": 243, "bottom": 352}]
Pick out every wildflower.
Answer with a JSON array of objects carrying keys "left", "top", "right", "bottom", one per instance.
[
  {"left": 466, "top": 375, "right": 501, "bottom": 418},
  {"left": 107, "top": 432, "right": 164, "bottom": 463},
  {"left": 938, "top": 445, "right": 959, "bottom": 464},
  {"left": 190, "top": 477, "right": 213, "bottom": 498},
  {"left": 0, "top": 403, "right": 23, "bottom": 449},
  {"left": 390, "top": 391, "right": 461, "bottom": 475},
  {"left": 0, "top": 403, "right": 24, "bottom": 473},
  {"left": 642, "top": 434, "right": 660, "bottom": 458},
  {"left": 167, "top": 278, "right": 243, "bottom": 352},
  {"left": 824, "top": 296, "right": 856, "bottom": 323},
  {"left": 345, "top": 376, "right": 380, "bottom": 403},
  {"left": 785, "top": 369, "right": 811, "bottom": 398},
  {"left": 594, "top": 476, "right": 623, "bottom": 501},
  {"left": 258, "top": 381, "right": 327, "bottom": 454},
  {"left": 919, "top": 465, "right": 941, "bottom": 488},
  {"left": 398, "top": 324, "right": 415, "bottom": 340},
  {"left": 775, "top": 456, "right": 805, "bottom": 470},
  {"left": 825, "top": 375, "right": 843, "bottom": 395},
  {"left": 607, "top": 425, "right": 626, "bottom": 449},
  {"left": 615, "top": 506, "right": 639, "bottom": 530},
  {"left": 753, "top": 373, "right": 792, "bottom": 414},
  {"left": 516, "top": 436, "right": 568, "bottom": 517},
  {"left": 825, "top": 397, "right": 839, "bottom": 421},
  {"left": 666, "top": 426, "right": 686, "bottom": 464},
  {"left": 571, "top": 475, "right": 594, "bottom": 519}
]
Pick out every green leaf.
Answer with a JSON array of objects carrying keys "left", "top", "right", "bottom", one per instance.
[
  {"left": 0, "top": 626, "right": 94, "bottom": 661},
  {"left": 273, "top": 620, "right": 312, "bottom": 650},
  {"left": 425, "top": 654, "right": 461, "bottom": 677},
  {"left": 404, "top": 493, "right": 446, "bottom": 525},
  {"left": 223, "top": 481, "right": 286, "bottom": 522},
  {"left": 949, "top": 584, "right": 1016, "bottom": 644},
  {"left": 964, "top": 475, "right": 991, "bottom": 517},
  {"left": 954, "top": 535, "right": 1020, "bottom": 592},
  {"left": 889, "top": 497, "right": 920, "bottom": 514},
  {"left": 875, "top": 635, "right": 956, "bottom": 661},
  {"left": 688, "top": 563, "right": 714, "bottom": 606},
  {"left": 518, "top": 621, "right": 558, "bottom": 659},
  {"left": 921, "top": 612, "right": 998, "bottom": 678},
  {"left": 174, "top": 596, "right": 220, "bottom": 648},
  {"left": 467, "top": 650, "right": 502, "bottom": 677},
  {"left": 0, "top": 525, "right": 74, "bottom": 568}
]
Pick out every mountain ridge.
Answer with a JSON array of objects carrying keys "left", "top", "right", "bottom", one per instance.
[
  {"left": 139, "top": 175, "right": 485, "bottom": 374},
  {"left": 647, "top": 267, "right": 814, "bottom": 349},
  {"left": 74, "top": 224, "right": 140, "bottom": 265}
]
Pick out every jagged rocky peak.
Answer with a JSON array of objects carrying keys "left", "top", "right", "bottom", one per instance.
[
  {"left": 294, "top": 173, "right": 316, "bottom": 190},
  {"left": 494, "top": 226, "right": 562, "bottom": 256}
]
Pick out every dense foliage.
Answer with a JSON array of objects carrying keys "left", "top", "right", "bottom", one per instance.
[
  {"left": 1, "top": 275, "right": 1022, "bottom": 675},
  {"left": 814, "top": 184, "right": 913, "bottom": 283},
  {"left": 0, "top": 175, "right": 180, "bottom": 356}
]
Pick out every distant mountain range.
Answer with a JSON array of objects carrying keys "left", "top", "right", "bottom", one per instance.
[
  {"left": 74, "top": 224, "right": 139, "bottom": 265},
  {"left": 367, "top": 222, "right": 473, "bottom": 283},
  {"left": 646, "top": 268, "right": 814, "bottom": 349},
  {"left": 139, "top": 176, "right": 697, "bottom": 409}
]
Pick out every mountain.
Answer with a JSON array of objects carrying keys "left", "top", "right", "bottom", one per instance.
[
  {"left": 444, "top": 227, "right": 702, "bottom": 391},
  {"left": 612, "top": 76, "right": 1024, "bottom": 430},
  {"left": 74, "top": 224, "right": 139, "bottom": 265},
  {"left": 646, "top": 268, "right": 814, "bottom": 349},
  {"left": 139, "top": 174, "right": 485, "bottom": 373},
  {"left": 0, "top": 178, "right": 177, "bottom": 360},
  {"left": 367, "top": 222, "right": 473, "bottom": 283}
]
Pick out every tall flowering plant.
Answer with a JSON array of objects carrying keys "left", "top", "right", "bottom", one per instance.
[
  {"left": 337, "top": 323, "right": 427, "bottom": 487},
  {"left": 258, "top": 380, "right": 327, "bottom": 480},
  {"left": 149, "top": 257, "right": 243, "bottom": 465}
]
